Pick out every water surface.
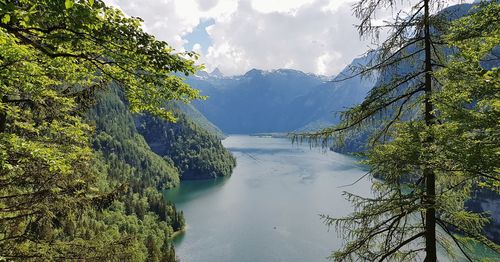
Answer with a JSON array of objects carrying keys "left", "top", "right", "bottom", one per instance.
[
  {"left": 165, "top": 135, "right": 499, "bottom": 261},
  {"left": 165, "top": 135, "right": 371, "bottom": 262}
]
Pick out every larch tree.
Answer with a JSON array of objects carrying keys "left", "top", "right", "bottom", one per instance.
[
  {"left": 295, "top": 0, "right": 499, "bottom": 261},
  {"left": 0, "top": 0, "right": 201, "bottom": 259}
]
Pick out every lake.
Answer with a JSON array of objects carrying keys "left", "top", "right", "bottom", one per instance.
[
  {"left": 164, "top": 135, "right": 498, "bottom": 261},
  {"left": 164, "top": 135, "right": 371, "bottom": 262}
]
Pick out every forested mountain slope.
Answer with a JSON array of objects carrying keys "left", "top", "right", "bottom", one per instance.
[
  {"left": 91, "top": 86, "right": 236, "bottom": 181},
  {"left": 81, "top": 85, "right": 236, "bottom": 260},
  {"left": 90, "top": 86, "right": 180, "bottom": 190},
  {"left": 177, "top": 103, "right": 226, "bottom": 139},
  {"left": 87, "top": 86, "right": 186, "bottom": 261},
  {"left": 136, "top": 104, "right": 236, "bottom": 180}
]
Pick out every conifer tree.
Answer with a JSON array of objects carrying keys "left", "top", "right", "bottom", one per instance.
[{"left": 297, "top": 0, "right": 499, "bottom": 260}]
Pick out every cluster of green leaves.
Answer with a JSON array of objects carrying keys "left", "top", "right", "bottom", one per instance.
[
  {"left": 0, "top": 0, "right": 202, "bottom": 120},
  {"left": 0, "top": 0, "right": 202, "bottom": 260},
  {"left": 434, "top": 1, "right": 499, "bottom": 191},
  {"left": 135, "top": 104, "right": 236, "bottom": 180}
]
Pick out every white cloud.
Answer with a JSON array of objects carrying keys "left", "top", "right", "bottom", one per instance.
[
  {"left": 251, "top": 0, "right": 315, "bottom": 13},
  {"left": 192, "top": 43, "right": 203, "bottom": 54},
  {"left": 103, "top": 0, "right": 474, "bottom": 76},
  {"left": 197, "top": 0, "right": 219, "bottom": 11},
  {"left": 203, "top": 0, "right": 366, "bottom": 76},
  {"left": 103, "top": 0, "right": 236, "bottom": 50},
  {"left": 103, "top": 0, "right": 364, "bottom": 75}
]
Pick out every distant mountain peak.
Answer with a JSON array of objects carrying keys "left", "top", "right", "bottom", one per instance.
[
  {"left": 194, "top": 70, "right": 210, "bottom": 78},
  {"left": 210, "top": 67, "right": 224, "bottom": 78},
  {"left": 194, "top": 67, "right": 225, "bottom": 79},
  {"left": 273, "top": 68, "right": 304, "bottom": 75},
  {"left": 243, "top": 68, "right": 264, "bottom": 78}
]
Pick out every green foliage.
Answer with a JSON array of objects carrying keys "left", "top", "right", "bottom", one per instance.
[
  {"left": 298, "top": 1, "right": 499, "bottom": 261},
  {"left": 135, "top": 104, "right": 236, "bottom": 180},
  {"left": 0, "top": 0, "right": 201, "bottom": 260},
  {"left": 89, "top": 85, "right": 180, "bottom": 190},
  {"left": 0, "top": 0, "right": 202, "bottom": 120},
  {"left": 435, "top": 1, "right": 500, "bottom": 191}
]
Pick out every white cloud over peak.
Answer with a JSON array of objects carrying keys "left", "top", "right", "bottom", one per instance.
[
  {"left": 104, "top": 0, "right": 473, "bottom": 76},
  {"left": 104, "top": 0, "right": 363, "bottom": 75},
  {"left": 203, "top": 0, "right": 365, "bottom": 75}
]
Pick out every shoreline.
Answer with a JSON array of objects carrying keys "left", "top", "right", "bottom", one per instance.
[{"left": 170, "top": 225, "right": 188, "bottom": 240}]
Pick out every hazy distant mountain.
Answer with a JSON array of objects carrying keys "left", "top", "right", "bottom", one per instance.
[
  {"left": 291, "top": 54, "right": 376, "bottom": 132},
  {"left": 186, "top": 56, "right": 374, "bottom": 134},
  {"left": 176, "top": 103, "right": 225, "bottom": 138},
  {"left": 210, "top": 67, "right": 224, "bottom": 78},
  {"left": 194, "top": 67, "right": 225, "bottom": 79}
]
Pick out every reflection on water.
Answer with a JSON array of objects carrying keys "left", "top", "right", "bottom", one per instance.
[
  {"left": 165, "top": 135, "right": 500, "bottom": 262},
  {"left": 165, "top": 135, "right": 500, "bottom": 261},
  {"left": 164, "top": 135, "right": 371, "bottom": 262},
  {"left": 165, "top": 177, "right": 229, "bottom": 205}
]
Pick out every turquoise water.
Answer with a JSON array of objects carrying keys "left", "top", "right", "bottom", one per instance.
[
  {"left": 164, "top": 135, "right": 498, "bottom": 261},
  {"left": 164, "top": 135, "right": 371, "bottom": 262}
]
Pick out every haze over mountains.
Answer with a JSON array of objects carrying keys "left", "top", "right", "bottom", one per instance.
[
  {"left": 186, "top": 55, "right": 374, "bottom": 134},
  {"left": 184, "top": 2, "right": 480, "bottom": 136}
]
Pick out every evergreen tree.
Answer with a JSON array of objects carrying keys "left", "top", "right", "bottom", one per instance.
[
  {"left": 146, "top": 234, "right": 161, "bottom": 262},
  {"left": 297, "top": 0, "right": 499, "bottom": 260},
  {"left": 135, "top": 104, "right": 236, "bottom": 180}
]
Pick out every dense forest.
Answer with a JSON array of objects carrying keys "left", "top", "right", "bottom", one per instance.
[
  {"left": 136, "top": 105, "right": 236, "bottom": 180},
  {"left": 85, "top": 84, "right": 235, "bottom": 261},
  {"left": 0, "top": 0, "right": 234, "bottom": 260}
]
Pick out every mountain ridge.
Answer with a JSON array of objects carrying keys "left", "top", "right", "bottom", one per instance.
[{"left": 186, "top": 54, "right": 374, "bottom": 134}]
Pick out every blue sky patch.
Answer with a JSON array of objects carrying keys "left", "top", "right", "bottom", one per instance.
[{"left": 183, "top": 18, "right": 215, "bottom": 54}]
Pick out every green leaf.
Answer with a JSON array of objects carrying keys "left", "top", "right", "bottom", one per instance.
[
  {"left": 89, "top": 0, "right": 94, "bottom": 6},
  {"left": 1, "top": 14, "right": 10, "bottom": 24},
  {"left": 65, "top": 0, "right": 74, "bottom": 9}
]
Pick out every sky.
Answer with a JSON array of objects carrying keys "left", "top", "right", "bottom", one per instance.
[{"left": 103, "top": 0, "right": 470, "bottom": 76}]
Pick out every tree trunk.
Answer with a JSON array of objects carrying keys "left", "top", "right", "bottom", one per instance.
[
  {"left": 0, "top": 96, "right": 7, "bottom": 133},
  {"left": 423, "top": 0, "right": 437, "bottom": 261}
]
